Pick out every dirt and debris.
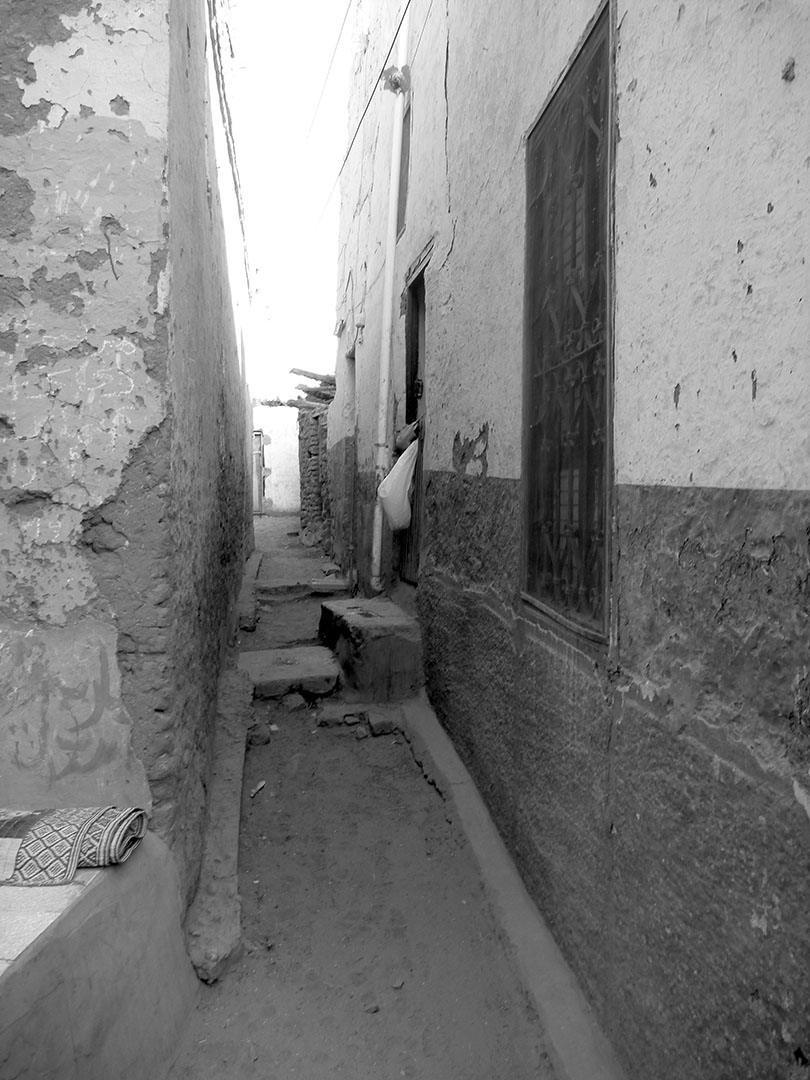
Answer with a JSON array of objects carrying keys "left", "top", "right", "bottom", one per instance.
[
  {"left": 168, "top": 517, "right": 553, "bottom": 1080},
  {"left": 169, "top": 697, "right": 552, "bottom": 1079}
]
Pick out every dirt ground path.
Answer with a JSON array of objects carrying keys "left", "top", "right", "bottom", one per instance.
[{"left": 168, "top": 518, "right": 554, "bottom": 1080}]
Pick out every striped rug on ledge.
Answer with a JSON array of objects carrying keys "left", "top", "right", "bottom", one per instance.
[{"left": 0, "top": 806, "right": 148, "bottom": 886}]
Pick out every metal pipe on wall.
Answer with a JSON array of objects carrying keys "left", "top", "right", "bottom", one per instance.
[{"left": 370, "top": 7, "right": 410, "bottom": 593}]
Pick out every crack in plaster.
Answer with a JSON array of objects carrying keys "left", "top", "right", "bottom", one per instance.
[{"left": 443, "top": 0, "right": 451, "bottom": 215}]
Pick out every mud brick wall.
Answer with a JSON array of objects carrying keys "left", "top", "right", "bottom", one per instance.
[
  {"left": 326, "top": 435, "right": 356, "bottom": 575},
  {"left": 0, "top": 0, "right": 250, "bottom": 903},
  {"left": 298, "top": 407, "right": 333, "bottom": 554},
  {"left": 318, "top": 408, "right": 332, "bottom": 555}
]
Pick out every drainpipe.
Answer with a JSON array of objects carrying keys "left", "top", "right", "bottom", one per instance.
[{"left": 370, "top": 9, "right": 410, "bottom": 593}]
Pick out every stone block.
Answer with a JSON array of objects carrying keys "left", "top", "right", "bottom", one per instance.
[
  {"left": 364, "top": 707, "right": 400, "bottom": 736},
  {"left": 318, "top": 598, "right": 423, "bottom": 702},
  {"left": 315, "top": 701, "right": 360, "bottom": 728}
]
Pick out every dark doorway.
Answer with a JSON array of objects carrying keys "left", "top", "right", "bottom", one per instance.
[{"left": 399, "top": 272, "right": 425, "bottom": 584}]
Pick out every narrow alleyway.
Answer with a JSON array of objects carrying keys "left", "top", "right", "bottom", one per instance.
[{"left": 168, "top": 516, "right": 554, "bottom": 1080}]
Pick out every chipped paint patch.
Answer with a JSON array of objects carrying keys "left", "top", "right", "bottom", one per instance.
[
  {"left": 0, "top": 168, "right": 36, "bottom": 240},
  {"left": 452, "top": 422, "right": 489, "bottom": 478},
  {"left": 156, "top": 261, "right": 171, "bottom": 314},
  {"left": 19, "top": 2, "right": 169, "bottom": 140},
  {"left": 4, "top": 337, "right": 164, "bottom": 513}
]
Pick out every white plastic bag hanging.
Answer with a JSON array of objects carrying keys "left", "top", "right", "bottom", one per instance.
[{"left": 377, "top": 439, "right": 419, "bottom": 531}]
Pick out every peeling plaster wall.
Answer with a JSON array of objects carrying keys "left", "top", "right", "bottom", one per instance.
[
  {"left": 0, "top": 0, "right": 171, "bottom": 811},
  {"left": 333, "top": 1, "right": 810, "bottom": 1077},
  {"left": 0, "top": 0, "right": 250, "bottom": 901}
]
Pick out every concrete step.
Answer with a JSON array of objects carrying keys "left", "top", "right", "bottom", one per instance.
[
  {"left": 318, "top": 597, "right": 424, "bottom": 702},
  {"left": 238, "top": 646, "right": 341, "bottom": 699}
]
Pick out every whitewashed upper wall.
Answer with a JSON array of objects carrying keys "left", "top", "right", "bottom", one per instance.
[
  {"left": 614, "top": 0, "right": 809, "bottom": 490},
  {"left": 335, "top": 0, "right": 809, "bottom": 490}
]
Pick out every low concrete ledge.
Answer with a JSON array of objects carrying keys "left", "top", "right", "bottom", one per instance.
[
  {"left": 398, "top": 693, "right": 627, "bottom": 1080},
  {"left": 0, "top": 832, "right": 197, "bottom": 1080}
]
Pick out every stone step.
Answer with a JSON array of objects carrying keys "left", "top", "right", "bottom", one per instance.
[
  {"left": 318, "top": 597, "right": 424, "bottom": 702},
  {"left": 255, "top": 577, "right": 350, "bottom": 601},
  {"left": 252, "top": 596, "right": 324, "bottom": 650},
  {"left": 309, "top": 576, "right": 351, "bottom": 595},
  {"left": 238, "top": 646, "right": 341, "bottom": 699}
]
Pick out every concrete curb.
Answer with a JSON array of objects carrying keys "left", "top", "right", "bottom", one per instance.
[
  {"left": 184, "top": 665, "right": 254, "bottom": 983},
  {"left": 398, "top": 692, "right": 627, "bottom": 1080}
]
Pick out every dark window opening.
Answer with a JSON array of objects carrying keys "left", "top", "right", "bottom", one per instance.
[
  {"left": 524, "top": 9, "right": 610, "bottom": 635},
  {"left": 396, "top": 101, "right": 411, "bottom": 238},
  {"left": 399, "top": 272, "right": 425, "bottom": 584}
]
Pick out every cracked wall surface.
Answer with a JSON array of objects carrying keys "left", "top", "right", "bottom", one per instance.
[
  {"left": 331, "top": 1, "right": 810, "bottom": 1077},
  {"left": 0, "top": 0, "right": 250, "bottom": 901},
  {"left": 0, "top": 0, "right": 170, "bottom": 811}
]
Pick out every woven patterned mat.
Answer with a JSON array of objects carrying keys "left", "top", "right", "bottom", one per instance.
[{"left": 0, "top": 807, "right": 148, "bottom": 886}]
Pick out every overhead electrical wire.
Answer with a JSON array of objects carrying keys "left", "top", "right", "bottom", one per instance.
[
  {"left": 315, "top": 0, "right": 415, "bottom": 225},
  {"left": 410, "top": 0, "right": 436, "bottom": 69},
  {"left": 304, "top": 0, "right": 355, "bottom": 145}
]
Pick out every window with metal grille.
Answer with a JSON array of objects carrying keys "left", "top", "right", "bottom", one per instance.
[{"left": 524, "top": 9, "right": 610, "bottom": 636}]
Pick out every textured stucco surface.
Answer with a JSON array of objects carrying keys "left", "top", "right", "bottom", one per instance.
[
  {"left": 617, "top": 484, "right": 810, "bottom": 776},
  {"left": 614, "top": 1, "right": 810, "bottom": 489},
  {"left": 334, "top": 0, "right": 810, "bottom": 498},
  {"left": 159, "top": 0, "right": 251, "bottom": 893},
  {"left": 332, "top": 1, "right": 810, "bottom": 1075},
  {"left": 0, "top": 0, "right": 250, "bottom": 900}
]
